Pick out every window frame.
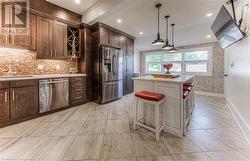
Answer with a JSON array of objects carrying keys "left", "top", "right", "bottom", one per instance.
[{"left": 144, "top": 47, "right": 213, "bottom": 76}]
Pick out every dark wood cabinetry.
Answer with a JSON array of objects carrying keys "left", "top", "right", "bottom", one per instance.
[
  {"left": 100, "top": 26, "right": 119, "bottom": 47},
  {"left": 10, "top": 86, "right": 38, "bottom": 120},
  {"left": 0, "top": 80, "right": 38, "bottom": 127},
  {"left": 53, "top": 21, "right": 67, "bottom": 59},
  {"left": 0, "top": 13, "right": 37, "bottom": 50},
  {"left": 37, "top": 16, "right": 67, "bottom": 59},
  {"left": 70, "top": 76, "right": 87, "bottom": 106},
  {"left": 0, "top": 89, "right": 10, "bottom": 124}
]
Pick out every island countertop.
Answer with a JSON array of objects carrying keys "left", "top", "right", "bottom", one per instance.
[
  {"left": 0, "top": 74, "right": 87, "bottom": 82},
  {"left": 133, "top": 75, "right": 194, "bottom": 84}
]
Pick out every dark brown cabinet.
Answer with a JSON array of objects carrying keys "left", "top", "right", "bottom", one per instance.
[
  {"left": 70, "top": 76, "right": 87, "bottom": 106},
  {"left": 37, "top": 16, "right": 67, "bottom": 60},
  {"left": 0, "top": 14, "right": 37, "bottom": 50},
  {"left": 0, "top": 89, "right": 10, "bottom": 124},
  {"left": 37, "top": 16, "right": 53, "bottom": 59},
  {"left": 53, "top": 21, "right": 67, "bottom": 59},
  {"left": 10, "top": 86, "right": 38, "bottom": 120},
  {"left": 10, "top": 14, "right": 37, "bottom": 50},
  {"left": 100, "top": 26, "right": 119, "bottom": 48}
]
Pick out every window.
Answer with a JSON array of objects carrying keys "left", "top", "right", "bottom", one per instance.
[{"left": 145, "top": 47, "right": 212, "bottom": 76}]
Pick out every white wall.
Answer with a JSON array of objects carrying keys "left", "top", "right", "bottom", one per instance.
[{"left": 224, "top": 0, "right": 250, "bottom": 143}]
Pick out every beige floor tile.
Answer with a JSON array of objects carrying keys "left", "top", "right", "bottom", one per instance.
[
  {"left": 0, "top": 121, "right": 40, "bottom": 138},
  {"left": 26, "top": 122, "right": 61, "bottom": 137},
  {"left": 161, "top": 133, "right": 202, "bottom": 154},
  {"left": 87, "top": 110, "right": 109, "bottom": 120},
  {"left": 105, "top": 120, "right": 130, "bottom": 134},
  {"left": 187, "top": 130, "right": 231, "bottom": 151},
  {"left": 132, "top": 133, "right": 169, "bottom": 157},
  {"left": 63, "top": 134, "right": 103, "bottom": 160},
  {"left": 238, "top": 148, "right": 250, "bottom": 159},
  {"left": 137, "top": 155, "right": 174, "bottom": 161},
  {"left": 0, "top": 137, "right": 46, "bottom": 160},
  {"left": 41, "top": 108, "right": 75, "bottom": 122},
  {"left": 79, "top": 120, "right": 106, "bottom": 135},
  {"left": 173, "top": 152, "right": 212, "bottom": 161},
  {"left": 207, "top": 128, "right": 250, "bottom": 150},
  {"left": 30, "top": 136, "right": 74, "bottom": 161},
  {"left": 50, "top": 121, "right": 82, "bottom": 136},
  {"left": 100, "top": 133, "right": 134, "bottom": 159},
  {"left": 66, "top": 103, "right": 94, "bottom": 122},
  {"left": 107, "top": 158, "right": 136, "bottom": 161},
  {"left": 0, "top": 137, "right": 20, "bottom": 152},
  {"left": 108, "top": 110, "right": 129, "bottom": 120},
  {"left": 206, "top": 150, "right": 250, "bottom": 161}
]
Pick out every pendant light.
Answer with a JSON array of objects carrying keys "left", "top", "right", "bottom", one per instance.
[
  {"left": 152, "top": 3, "right": 165, "bottom": 46},
  {"left": 169, "top": 23, "right": 178, "bottom": 52},
  {"left": 162, "top": 15, "right": 173, "bottom": 50}
]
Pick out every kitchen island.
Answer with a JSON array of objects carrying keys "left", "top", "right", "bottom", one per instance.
[{"left": 133, "top": 75, "right": 194, "bottom": 137}]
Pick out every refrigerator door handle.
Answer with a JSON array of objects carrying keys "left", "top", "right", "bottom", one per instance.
[{"left": 112, "top": 54, "right": 115, "bottom": 75}]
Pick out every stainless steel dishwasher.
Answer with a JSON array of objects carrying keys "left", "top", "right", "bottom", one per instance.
[{"left": 39, "top": 78, "right": 69, "bottom": 113}]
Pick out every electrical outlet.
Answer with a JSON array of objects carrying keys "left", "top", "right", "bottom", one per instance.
[
  {"left": 56, "top": 65, "right": 60, "bottom": 70},
  {"left": 37, "top": 64, "right": 44, "bottom": 70}
]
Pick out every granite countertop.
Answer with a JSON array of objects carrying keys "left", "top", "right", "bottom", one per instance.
[
  {"left": 0, "top": 73, "right": 87, "bottom": 82},
  {"left": 133, "top": 75, "right": 194, "bottom": 84}
]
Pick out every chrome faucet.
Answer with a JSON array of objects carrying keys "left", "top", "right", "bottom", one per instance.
[{"left": 7, "top": 62, "right": 16, "bottom": 77}]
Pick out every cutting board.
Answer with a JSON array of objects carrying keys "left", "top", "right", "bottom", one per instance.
[{"left": 152, "top": 73, "right": 180, "bottom": 79}]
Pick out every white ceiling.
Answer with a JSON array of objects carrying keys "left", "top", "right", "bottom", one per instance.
[
  {"left": 47, "top": 0, "right": 231, "bottom": 50},
  {"left": 46, "top": 0, "right": 100, "bottom": 14}
]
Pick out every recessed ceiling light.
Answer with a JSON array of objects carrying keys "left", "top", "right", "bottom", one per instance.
[
  {"left": 206, "top": 35, "right": 212, "bottom": 38},
  {"left": 139, "top": 32, "right": 143, "bottom": 35},
  {"left": 75, "top": 0, "right": 80, "bottom": 4},
  {"left": 206, "top": 13, "right": 213, "bottom": 17},
  {"left": 116, "top": 19, "right": 122, "bottom": 23}
]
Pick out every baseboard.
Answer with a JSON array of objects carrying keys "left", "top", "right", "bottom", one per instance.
[
  {"left": 225, "top": 97, "right": 250, "bottom": 144},
  {"left": 194, "top": 91, "right": 224, "bottom": 97}
]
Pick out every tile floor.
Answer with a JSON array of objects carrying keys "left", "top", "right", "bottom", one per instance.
[{"left": 0, "top": 94, "right": 249, "bottom": 161}]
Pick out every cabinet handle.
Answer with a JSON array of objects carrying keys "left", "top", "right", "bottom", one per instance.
[
  {"left": 4, "top": 91, "right": 8, "bottom": 102},
  {"left": 12, "top": 90, "right": 15, "bottom": 101},
  {"left": 50, "top": 49, "right": 53, "bottom": 58},
  {"left": 54, "top": 48, "right": 56, "bottom": 57}
]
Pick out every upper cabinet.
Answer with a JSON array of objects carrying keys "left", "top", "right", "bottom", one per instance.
[
  {"left": 100, "top": 26, "right": 119, "bottom": 48},
  {"left": 37, "top": 16, "right": 67, "bottom": 60},
  {"left": 0, "top": 13, "right": 37, "bottom": 50},
  {"left": 53, "top": 21, "right": 67, "bottom": 59}
]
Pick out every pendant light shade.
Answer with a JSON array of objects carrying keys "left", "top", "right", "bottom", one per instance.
[
  {"left": 169, "top": 23, "right": 178, "bottom": 52},
  {"left": 162, "top": 15, "right": 173, "bottom": 50},
  {"left": 152, "top": 3, "right": 165, "bottom": 46}
]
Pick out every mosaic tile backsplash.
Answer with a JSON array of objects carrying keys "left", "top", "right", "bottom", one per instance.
[{"left": 0, "top": 49, "right": 75, "bottom": 76}]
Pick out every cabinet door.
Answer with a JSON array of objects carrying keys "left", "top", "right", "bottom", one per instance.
[
  {"left": 118, "top": 35, "right": 127, "bottom": 53},
  {"left": 10, "top": 14, "right": 37, "bottom": 50},
  {"left": 37, "top": 16, "right": 53, "bottom": 59},
  {"left": 53, "top": 21, "right": 67, "bottom": 59},
  {"left": 100, "top": 27, "right": 110, "bottom": 45},
  {"left": 0, "top": 35, "right": 9, "bottom": 47},
  {"left": 0, "top": 89, "right": 10, "bottom": 124},
  {"left": 110, "top": 31, "right": 119, "bottom": 47},
  {"left": 10, "top": 86, "right": 38, "bottom": 120},
  {"left": 126, "top": 38, "right": 134, "bottom": 55}
]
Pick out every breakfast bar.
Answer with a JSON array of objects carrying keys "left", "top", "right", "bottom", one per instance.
[{"left": 133, "top": 75, "right": 194, "bottom": 137}]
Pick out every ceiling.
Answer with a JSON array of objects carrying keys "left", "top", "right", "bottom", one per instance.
[
  {"left": 47, "top": 0, "right": 231, "bottom": 50},
  {"left": 46, "top": 0, "right": 100, "bottom": 14}
]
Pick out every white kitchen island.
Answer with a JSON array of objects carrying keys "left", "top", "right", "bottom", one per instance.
[{"left": 133, "top": 75, "right": 194, "bottom": 137}]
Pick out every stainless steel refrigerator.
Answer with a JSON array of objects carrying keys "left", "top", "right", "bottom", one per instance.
[{"left": 93, "top": 45, "right": 123, "bottom": 104}]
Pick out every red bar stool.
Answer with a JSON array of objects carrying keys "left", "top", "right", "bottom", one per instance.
[{"left": 134, "top": 91, "right": 166, "bottom": 141}]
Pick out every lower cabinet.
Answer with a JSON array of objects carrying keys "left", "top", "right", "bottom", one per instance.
[
  {"left": 10, "top": 86, "right": 38, "bottom": 120},
  {"left": 70, "top": 76, "right": 87, "bottom": 106},
  {"left": 0, "top": 89, "right": 10, "bottom": 124},
  {"left": 0, "top": 80, "right": 38, "bottom": 127}
]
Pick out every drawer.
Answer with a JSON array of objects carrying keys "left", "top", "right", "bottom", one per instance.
[
  {"left": 10, "top": 80, "right": 38, "bottom": 88},
  {"left": 72, "top": 87, "right": 84, "bottom": 93},
  {"left": 72, "top": 77, "right": 84, "bottom": 82},
  {"left": 0, "top": 81, "right": 9, "bottom": 89}
]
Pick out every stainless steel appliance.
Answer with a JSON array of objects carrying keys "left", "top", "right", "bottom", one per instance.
[
  {"left": 93, "top": 46, "right": 123, "bottom": 104},
  {"left": 39, "top": 78, "right": 69, "bottom": 113}
]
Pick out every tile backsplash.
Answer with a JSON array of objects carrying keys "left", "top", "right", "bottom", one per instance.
[{"left": 0, "top": 49, "right": 75, "bottom": 76}]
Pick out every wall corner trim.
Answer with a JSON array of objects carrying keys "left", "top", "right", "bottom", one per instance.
[
  {"left": 194, "top": 91, "right": 224, "bottom": 97},
  {"left": 225, "top": 97, "right": 250, "bottom": 145}
]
